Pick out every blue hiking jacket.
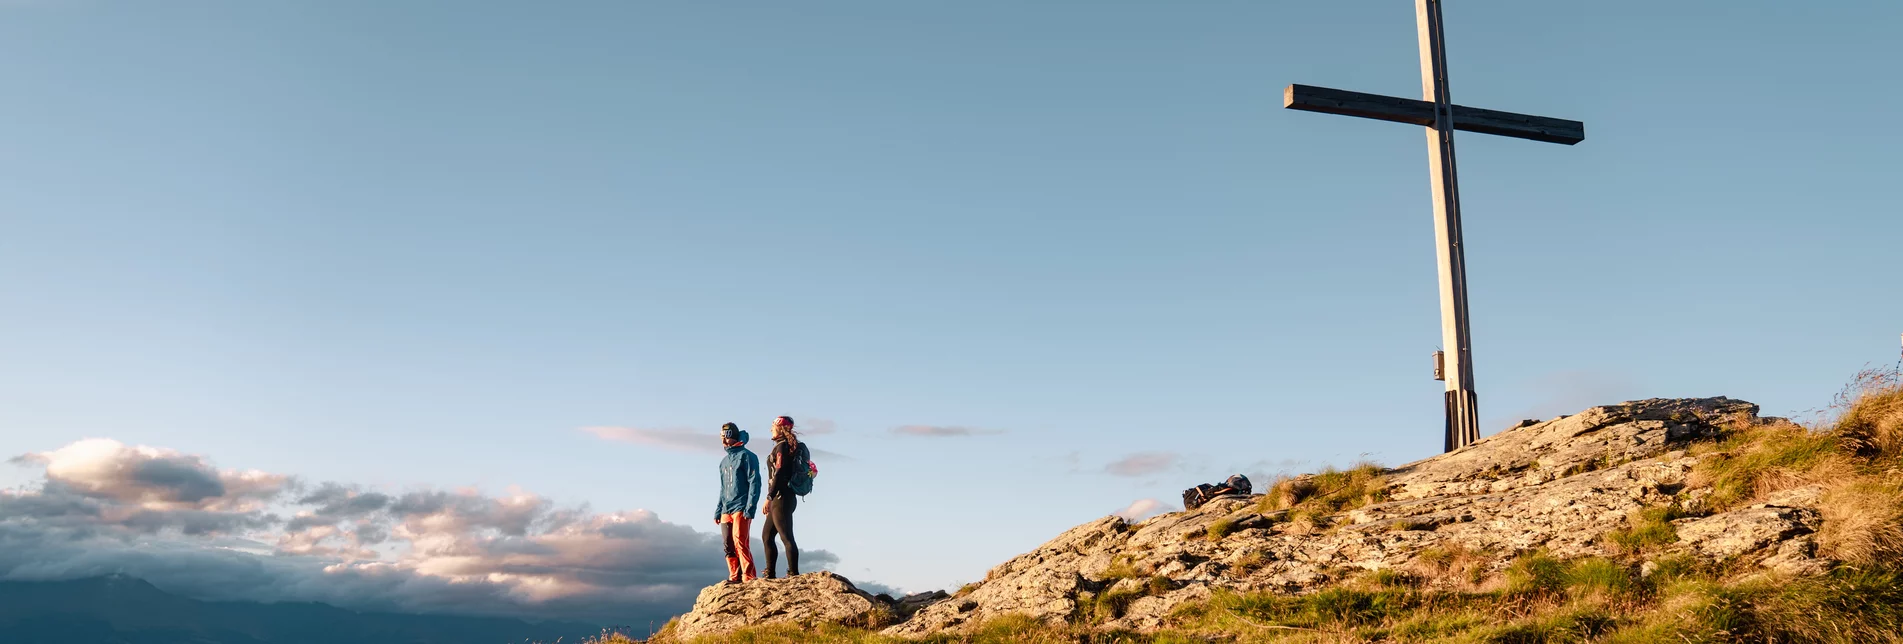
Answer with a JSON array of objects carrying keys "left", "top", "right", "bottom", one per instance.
[{"left": 715, "top": 433, "right": 761, "bottom": 520}]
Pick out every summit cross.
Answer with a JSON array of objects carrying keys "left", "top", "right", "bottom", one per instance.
[{"left": 1283, "top": 0, "right": 1585, "bottom": 452}]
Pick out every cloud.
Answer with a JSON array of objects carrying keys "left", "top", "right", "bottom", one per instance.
[
  {"left": 1103, "top": 451, "right": 1179, "bottom": 477},
  {"left": 796, "top": 418, "right": 838, "bottom": 435},
  {"left": 0, "top": 439, "right": 847, "bottom": 624},
  {"left": 27, "top": 439, "right": 290, "bottom": 510},
  {"left": 853, "top": 579, "right": 901, "bottom": 597},
  {"left": 581, "top": 426, "right": 720, "bottom": 453},
  {"left": 584, "top": 425, "right": 853, "bottom": 461},
  {"left": 888, "top": 425, "right": 1003, "bottom": 438},
  {"left": 805, "top": 447, "right": 854, "bottom": 462},
  {"left": 1113, "top": 498, "right": 1175, "bottom": 522}
]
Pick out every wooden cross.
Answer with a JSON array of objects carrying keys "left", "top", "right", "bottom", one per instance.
[{"left": 1283, "top": 0, "right": 1584, "bottom": 452}]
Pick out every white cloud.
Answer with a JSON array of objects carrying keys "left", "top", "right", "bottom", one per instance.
[
  {"left": 1, "top": 439, "right": 845, "bottom": 624},
  {"left": 889, "top": 425, "right": 1004, "bottom": 438},
  {"left": 28, "top": 438, "right": 290, "bottom": 510},
  {"left": 580, "top": 426, "right": 721, "bottom": 453},
  {"left": 1113, "top": 498, "right": 1174, "bottom": 521},
  {"left": 1103, "top": 451, "right": 1179, "bottom": 477}
]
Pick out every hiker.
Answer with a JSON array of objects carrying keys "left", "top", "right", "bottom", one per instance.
[
  {"left": 761, "top": 415, "right": 811, "bottom": 578},
  {"left": 714, "top": 422, "right": 761, "bottom": 583},
  {"left": 1182, "top": 474, "right": 1252, "bottom": 511}
]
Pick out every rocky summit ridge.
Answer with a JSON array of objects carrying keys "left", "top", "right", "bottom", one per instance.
[{"left": 669, "top": 397, "right": 1840, "bottom": 640}]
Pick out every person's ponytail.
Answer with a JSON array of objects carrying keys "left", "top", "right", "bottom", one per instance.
[{"left": 773, "top": 416, "right": 800, "bottom": 449}]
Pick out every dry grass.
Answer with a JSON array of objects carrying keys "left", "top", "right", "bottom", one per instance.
[
  {"left": 1097, "top": 555, "right": 1142, "bottom": 581},
  {"left": 1829, "top": 368, "right": 1903, "bottom": 460},
  {"left": 1694, "top": 370, "right": 1903, "bottom": 567},
  {"left": 1259, "top": 475, "right": 1317, "bottom": 512},
  {"left": 1818, "top": 477, "right": 1903, "bottom": 564},
  {"left": 1411, "top": 544, "right": 1493, "bottom": 590},
  {"left": 1256, "top": 463, "right": 1387, "bottom": 517},
  {"left": 1222, "top": 553, "right": 1261, "bottom": 579},
  {"left": 1204, "top": 517, "right": 1238, "bottom": 541},
  {"left": 1687, "top": 420, "right": 1853, "bottom": 510},
  {"left": 1082, "top": 586, "right": 1145, "bottom": 625},
  {"left": 1603, "top": 504, "right": 1687, "bottom": 554}
]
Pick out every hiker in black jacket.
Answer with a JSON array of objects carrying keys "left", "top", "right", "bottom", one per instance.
[{"left": 762, "top": 416, "right": 805, "bottom": 578}]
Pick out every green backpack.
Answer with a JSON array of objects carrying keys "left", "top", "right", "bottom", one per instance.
[{"left": 785, "top": 443, "right": 816, "bottom": 496}]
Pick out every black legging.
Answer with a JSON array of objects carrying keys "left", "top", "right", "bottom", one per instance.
[{"left": 761, "top": 495, "right": 798, "bottom": 577}]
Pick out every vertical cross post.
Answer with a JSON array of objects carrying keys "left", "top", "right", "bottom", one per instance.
[
  {"left": 1282, "top": 4, "right": 1583, "bottom": 453},
  {"left": 1416, "top": 0, "right": 1480, "bottom": 450}
]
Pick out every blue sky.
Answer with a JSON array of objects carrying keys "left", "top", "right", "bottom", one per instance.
[{"left": 2, "top": 0, "right": 1899, "bottom": 618}]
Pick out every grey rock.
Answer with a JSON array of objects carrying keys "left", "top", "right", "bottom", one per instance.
[
  {"left": 1758, "top": 536, "right": 1832, "bottom": 576},
  {"left": 1758, "top": 484, "right": 1827, "bottom": 510},
  {"left": 672, "top": 572, "right": 890, "bottom": 640},
  {"left": 894, "top": 590, "right": 950, "bottom": 619},
  {"left": 1676, "top": 506, "right": 1819, "bottom": 560},
  {"left": 1385, "top": 398, "right": 1758, "bottom": 502}
]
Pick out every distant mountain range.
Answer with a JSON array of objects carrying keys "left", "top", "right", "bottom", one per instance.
[{"left": 0, "top": 575, "right": 607, "bottom": 644}]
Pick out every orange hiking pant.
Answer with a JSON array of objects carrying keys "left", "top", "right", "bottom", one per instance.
[{"left": 720, "top": 512, "right": 756, "bottom": 582}]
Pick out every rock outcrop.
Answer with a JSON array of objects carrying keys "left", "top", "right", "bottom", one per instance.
[
  {"left": 670, "top": 573, "right": 892, "bottom": 640},
  {"left": 671, "top": 397, "right": 1841, "bottom": 639}
]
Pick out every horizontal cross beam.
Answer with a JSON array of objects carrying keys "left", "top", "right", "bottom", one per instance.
[{"left": 1283, "top": 84, "right": 1584, "bottom": 145}]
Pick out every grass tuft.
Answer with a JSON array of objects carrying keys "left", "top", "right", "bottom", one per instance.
[
  {"left": 1369, "top": 568, "right": 1419, "bottom": 589},
  {"left": 1830, "top": 368, "right": 1903, "bottom": 460},
  {"left": 1145, "top": 575, "right": 1172, "bottom": 597},
  {"left": 1204, "top": 518, "right": 1236, "bottom": 541},
  {"left": 1690, "top": 421, "right": 1848, "bottom": 510},
  {"left": 1605, "top": 504, "right": 1687, "bottom": 554},
  {"left": 1818, "top": 478, "right": 1903, "bottom": 565},
  {"left": 1231, "top": 551, "right": 1265, "bottom": 576},
  {"left": 1083, "top": 586, "right": 1145, "bottom": 624},
  {"left": 1505, "top": 552, "right": 1569, "bottom": 596},
  {"left": 1564, "top": 558, "right": 1637, "bottom": 600},
  {"left": 1097, "top": 555, "right": 1139, "bottom": 581},
  {"left": 1256, "top": 462, "right": 1387, "bottom": 517}
]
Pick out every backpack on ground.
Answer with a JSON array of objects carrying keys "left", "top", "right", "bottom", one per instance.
[
  {"left": 785, "top": 442, "right": 816, "bottom": 497},
  {"left": 1182, "top": 474, "right": 1253, "bottom": 511},
  {"left": 1182, "top": 483, "right": 1221, "bottom": 511}
]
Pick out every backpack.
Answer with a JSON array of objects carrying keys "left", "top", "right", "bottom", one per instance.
[
  {"left": 1182, "top": 475, "right": 1253, "bottom": 511},
  {"left": 1182, "top": 484, "right": 1221, "bottom": 511},
  {"left": 784, "top": 442, "right": 816, "bottom": 497}
]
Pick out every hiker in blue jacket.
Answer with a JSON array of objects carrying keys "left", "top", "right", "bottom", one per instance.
[{"left": 714, "top": 422, "right": 761, "bottom": 582}]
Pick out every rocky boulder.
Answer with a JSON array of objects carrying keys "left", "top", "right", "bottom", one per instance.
[
  {"left": 669, "top": 573, "right": 897, "bottom": 641},
  {"left": 1383, "top": 397, "right": 1759, "bottom": 501}
]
